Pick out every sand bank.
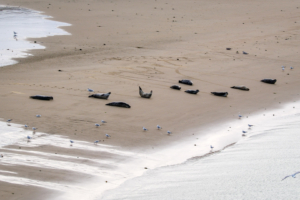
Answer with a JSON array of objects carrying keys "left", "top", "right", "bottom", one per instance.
[{"left": 0, "top": 0, "right": 300, "bottom": 199}]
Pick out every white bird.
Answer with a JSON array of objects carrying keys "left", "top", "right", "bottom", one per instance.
[
  {"left": 210, "top": 145, "right": 214, "bottom": 150},
  {"left": 143, "top": 127, "right": 148, "bottom": 131},
  {"left": 88, "top": 88, "right": 94, "bottom": 92},
  {"left": 14, "top": 31, "right": 17, "bottom": 35},
  {"left": 282, "top": 66, "right": 285, "bottom": 71},
  {"left": 282, "top": 172, "right": 300, "bottom": 181},
  {"left": 167, "top": 131, "right": 172, "bottom": 135},
  {"left": 32, "top": 127, "right": 37, "bottom": 131},
  {"left": 95, "top": 123, "right": 100, "bottom": 127},
  {"left": 105, "top": 134, "right": 111, "bottom": 138},
  {"left": 242, "top": 51, "right": 248, "bottom": 55},
  {"left": 242, "top": 130, "right": 247, "bottom": 134},
  {"left": 238, "top": 114, "right": 242, "bottom": 119},
  {"left": 24, "top": 125, "right": 29, "bottom": 128},
  {"left": 101, "top": 120, "right": 107, "bottom": 124},
  {"left": 157, "top": 125, "right": 162, "bottom": 130},
  {"left": 290, "top": 66, "right": 294, "bottom": 70},
  {"left": 27, "top": 136, "right": 31, "bottom": 142},
  {"left": 248, "top": 124, "right": 254, "bottom": 128},
  {"left": 70, "top": 140, "right": 74, "bottom": 146},
  {"left": 36, "top": 114, "right": 41, "bottom": 118},
  {"left": 7, "top": 119, "right": 12, "bottom": 122},
  {"left": 94, "top": 140, "right": 99, "bottom": 145}
]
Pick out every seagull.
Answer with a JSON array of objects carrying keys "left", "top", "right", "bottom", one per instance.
[
  {"left": 101, "top": 120, "right": 107, "bottom": 124},
  {"left": 95, "top": 123, "right": 100, "bottom": 127},
  {"left": 24, "top": 125, "right": 29, "bottom": 128},
  {"left": 88, "top": 88, "right": 94, "bottom": 92},
  {"left": 7, "top": 119, "right": 12, "bottom": 122},
  {"left": 143, "top": 127, "right": 148, "bottom": 131},
  {"left": 70, "top": 140, "right": 74, "bottom": 146},
  {"left": 282, "top": 172, "right": 300, "bottom": 181},
  {"left": 94, "top": 140, "right": 99, "bottom": 145},
  {"left": 167, "top": 131, "right": 172, "bottom": 135},
  {"left": 248, "top": 124, "right": 254, "bottom": 128},
  {"left": 105, "top": 134, "right": 111, "bottom": 138},
  {"left": 210, "top": 145, "right": 214, "bottom": 150},
  {"left": 157, "top": 125, "right": 162, "bottom": 130},
  {"left": 36, "top": 114, "right": 41, "bottom": 118},
  {"left": 32, "top": 127, "right": 37, "bottom": 131},
  {"left": 242, "top": 51, "right": 248, "bottom": 55},
  {"left": 14, "top": 31, "right": 17, "bottom": 35},
  {"left": 290, "top": 66, "right": 294, "bottom": 70},
  {"left": 27, "top": 136, "right": 31, "bottom": 142},
  {"left": 242, "top": 130, "right": 247, "bottom": 136},
  {"left": 282, "top": 66, "right": 285, "bottom": 71},
  {"left": 238, "top": 114, "right": 242, "bottom": 119}
]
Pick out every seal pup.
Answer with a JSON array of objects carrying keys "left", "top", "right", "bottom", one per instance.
[
  {"left": 179, "top": 79, "right": 193, "bottom": 85},
  {"left": 185, "top": 89, "right": 199, "bottom": 94},
  {"left": 89, "top": 92, "right": 111, "bottom": 100},
  {"left": 211, "top": 92, "right": 228, "bottom": 97},
  {"left": 261, "top": 79, "right": 276, "bottom": 84},
  {"left": 106, "top": 102, "right": 131, "bottom": 108},
  {"left": 170, "top": 85, "right": 181, "bottom": 90},
  {"left": 231, "top": 86, "right": 249, "bottom": 91},
  {"left": 139, "top": 86, "right": 152, "bottom": 98},
  {"left": 30, "top": 95, "right": 53, "bottom": 100}
]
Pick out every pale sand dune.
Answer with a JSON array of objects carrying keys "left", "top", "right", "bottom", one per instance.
[{"left": 0, "top": 0, "right": 300, "bottom": 199}]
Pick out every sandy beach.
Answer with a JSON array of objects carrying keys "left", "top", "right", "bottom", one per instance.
[{"left": 1, "top": 0, "right": 300, "bottom": 199}]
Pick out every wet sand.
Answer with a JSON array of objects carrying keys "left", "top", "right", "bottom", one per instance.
[{"left": 1, "top": 0, "right": 300, "bottom": 199}]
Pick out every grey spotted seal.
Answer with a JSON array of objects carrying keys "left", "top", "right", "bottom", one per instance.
[
  {"left": 30, "top": 95, "right": 53, "bottom": 100},
  {"left": 185, "top": 89, "right": 199, "bottom": 94},
  {"left": 89, "top": 92, "right": 111, "bottom": 99},
  {"left": 170, "top": 85, "right": 181, "bottom": 90},
  {"left": 231, "top": 86, "right": 250, "bottom": 91},
  {"left": 179, "top": 80, "right": 193, "bottom": 85},
  {"left": 139, "top": 86, "right": 152, "bottom": 98},
  {"left": 211, "top": 92, "right": 228, "bottom": 97},
  {"left": 106, "top": 102, "right": 131, "bottom": 108},
  {"left": 261, "top": 79, "right": 276, "bottom": 84}
]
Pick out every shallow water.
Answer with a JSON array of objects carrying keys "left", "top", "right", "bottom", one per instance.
[
  {"left": 100, "top": 103, "right": 300, "bottom": 200},
  {"left": 0, "top": 5, "right": 70, "bottom": 67}
]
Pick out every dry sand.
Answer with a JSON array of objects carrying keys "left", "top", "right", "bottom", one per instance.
[{"left": 0, "top": 0, "right": 300, "bottom": 199}]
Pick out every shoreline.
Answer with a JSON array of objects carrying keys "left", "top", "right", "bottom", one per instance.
[
  {"left": 1, "top": 0, "right": 300, "bottom": 199},
  {"left": 1, "top": 100, "right": 299, "bottom": 199},
  {"left": 100, "top": 100, "right": 300, "bottom": 200}
]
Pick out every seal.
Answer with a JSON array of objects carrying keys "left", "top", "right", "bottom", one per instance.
[
  {"left": 231, "top": 86, "right": 250, "bottom": 91},
  {"left": 261, "top": 79, "right": 276, "bottom": 84},
  {"left": 185, "top": 89, "right": 199, "bottom": 94},
  {"left": 89, "top": 92, "right": 111, "bottom": 99},
  {"left": 179, "top": 80, "right": 193, "bottom": 85},
  {"left": 30, "top": 95, "right": 53, "bottom": 100},
  {"left": 139, "top": 86, "right": 152, "bottom": 98},
  {"left": 170, "top": 85, "right": 181, "bottom": 90},
  {"left": 106, "top": 102, "right": 131, "bottom": 108},
  {"left": 211, "top": 92, "right": 228, "bottom": 97}
]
